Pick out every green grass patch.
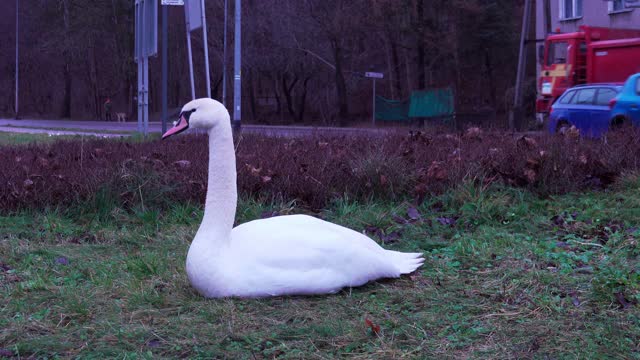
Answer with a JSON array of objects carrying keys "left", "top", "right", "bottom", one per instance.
[{"left": 1, "top": 183, "right": 639, "bottom": 358}]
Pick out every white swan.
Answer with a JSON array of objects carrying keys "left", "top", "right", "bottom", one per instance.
[{"left": 162, "top": 98, "right": 424, "bottom": 298}]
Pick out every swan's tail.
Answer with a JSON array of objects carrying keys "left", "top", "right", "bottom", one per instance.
[{"left": 388, "top": 251, "right": 424, "bottom": 275}]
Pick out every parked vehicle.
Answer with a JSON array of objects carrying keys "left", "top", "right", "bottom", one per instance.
[
  {"left": 548, "top": 83, "right": 622, "bottom": 137},
  {"left": 610, "top": 73, "right": 640, "bottom": 127},
  {"left": 537, "top": 26, "right": 640, "bottom": 124}
]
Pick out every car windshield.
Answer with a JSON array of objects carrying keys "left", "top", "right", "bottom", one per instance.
[
  {"left": 547, "top": 41, "right": 568, "bottom": 66},
  {"left": 636, "top": 78, "right": 640, "bottom": 94}
]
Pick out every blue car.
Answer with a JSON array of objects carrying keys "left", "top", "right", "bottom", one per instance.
[
  {"left": 610, "top": 73, "right": 640, "bottom": 128},
  {"left": 548, "top": 83, "right": 623, "bottom": 137}
]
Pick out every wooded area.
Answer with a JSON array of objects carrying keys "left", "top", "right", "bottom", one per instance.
[{"left": 0, "top": 0, "right": 534, "bottom": 125}]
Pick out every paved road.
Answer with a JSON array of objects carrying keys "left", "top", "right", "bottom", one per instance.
[{"left": 0, "top": 119, "right": 388, "bottom": 137}]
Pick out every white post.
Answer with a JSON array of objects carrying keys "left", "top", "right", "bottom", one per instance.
[
  {"left": 233, "top": 0, "right": 241, "bottom": 130},
  {"left": 222, "top": 0, "right": 228, "bottom": 106},
  {"left": 15, "top": 0, "right": 19, "bottom": 118},
  {"left": 185, "top": 7, "right": 195, "bottom": 99},
  {"left": 372, "top": 79, "right": 376, "bottom": 126},
  {"left": 201, "top": 0, "right": 211, "bottom": 98},
  {"left": 143, "top": 55, "right": 149, "bottom": 137}
]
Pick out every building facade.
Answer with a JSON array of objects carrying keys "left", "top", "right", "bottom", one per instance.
[{"left": 536, "top": 0, "right": 640, "bottom": 41}]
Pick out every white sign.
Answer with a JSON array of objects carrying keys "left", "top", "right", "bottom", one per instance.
[
  {"left": 365, "top": 72, "right": 384, "bottom": 79},
  {"left": 184, "top": 0, "right": 203, "bottom": 31},
  {"left": 162, "top": 0, "right": 184, "bottom": 5}
]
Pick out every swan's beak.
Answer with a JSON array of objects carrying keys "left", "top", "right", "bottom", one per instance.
[{"left": 162, "top": 113, "right": 189, "bottom": 139}]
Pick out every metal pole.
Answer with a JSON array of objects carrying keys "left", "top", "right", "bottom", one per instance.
[
  {"left": 15, "top": 0, "right": 19, "bottom": 118},
  {"left": 185, "top": 7, "right": 196, "bottom": 99},
  {"left": 510, "top": 0, "right": 531, "bottom": 131},
  {"left": 222, "top": 0, "right": 228, "bottom": 106},
  {"left": 372, "top": 79, "right": 376, "bottom": 126},
  {"left": 233, "top": 0, "right": 241, "bottom": 130},
  {"left": 161, "top": 3, "right": 168, "bottom": 134},
  {"left": 201, "top": 0, "right": 211, "bottom": 98},
  {"left": 137, "top": 2, "right": 143, "bottom": 134},
  {"left": 145, "top": 56, "right": 150, "bottom": 137}
]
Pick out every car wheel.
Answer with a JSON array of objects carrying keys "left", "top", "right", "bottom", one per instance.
[
  {"left": 556, "top": 121, "right": 571, "bottom": 135},
  {"left": 610, "top": 117, "right": 631, "bottom": 131}
]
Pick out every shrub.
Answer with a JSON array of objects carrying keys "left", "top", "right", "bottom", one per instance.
[{"left": 3, "top": 129, "right": 640, "bottom": 213}]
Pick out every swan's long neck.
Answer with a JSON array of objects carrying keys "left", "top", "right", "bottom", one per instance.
[{"left": 198, "top": 123, "right": 237, "bottom": 242}]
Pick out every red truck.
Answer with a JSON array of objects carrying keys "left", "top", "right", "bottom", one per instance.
[{"left": 536, "top": 25, "right": 640, "bottom": 123}]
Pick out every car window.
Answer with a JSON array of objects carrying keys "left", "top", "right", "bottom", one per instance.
[
  {"left": 572, "top": 88, "right": 596, "bottom": 105},
  {"left": 595, "top": 88, "right": 618, "bottom": 106},
  {"left": 559, "top": 90, "right": 575, "bottom": 104},
  {"left": 636, "top": 78, "right": 640, "bottom": 95}
]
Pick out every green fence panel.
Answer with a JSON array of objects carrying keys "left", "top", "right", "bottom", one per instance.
[
  {"left": 375, "top": 96, "right": 410, "bottom": 121},
  {"left": 408, "top": 87, "right": 454, "bottom": 118}
]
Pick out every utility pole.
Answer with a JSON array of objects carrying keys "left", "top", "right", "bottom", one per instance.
[
  {"left": 232, "top": 0, "right": 241, "bottom": 132},
  {"left": 222, "top": 0, "right": 228, "bottom": 107},
  {"left": 15, "top": 0, "right": 19, "bottom": 119},
  {"left": 162, "top": 3, "right": 168, "bottom": 134},
  {"left": 509, "top": 0, "right": 531, "bottom": 131}
]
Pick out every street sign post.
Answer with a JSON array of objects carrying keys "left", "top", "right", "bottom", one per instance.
[
  {"left": 365, "top": 72, "right": 384, "bottom": 125},
  {"left": 183, "top": 0, "right": 211, "bottom": 99},
  {"left": 135, "top": 0, "right": 157, "bottom": 137}
]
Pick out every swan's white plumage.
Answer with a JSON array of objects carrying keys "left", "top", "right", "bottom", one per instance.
[{"left": 167, "top": 98, "right": 424, "bottom": 298}]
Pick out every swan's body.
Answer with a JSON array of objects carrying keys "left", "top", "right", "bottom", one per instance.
[{"left": 163, "top": 98, "right": 423, "bottom": 298}]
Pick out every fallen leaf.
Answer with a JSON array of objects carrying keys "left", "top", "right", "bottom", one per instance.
[
  {"left": 517, "top": 135, "right": 537, "bottom": 148},
  {"left": 0, "top": 349, "right": 14, "bottom": 357},
  {"left": 436, "top": 217, "right": 456, "bottom": 226},
  {"left": 379, "top": 175, "right": 387, "bottom": 186},
  {"left": 382, "top": 231, "right": 401, "bottom": 244},
  {"left": 407, "top": 207, "right": 421, "bottom": 221},
  {"left": 173, "top": 160, "right": 191, "bottom": 168},
  {"left": 147, "top": 339, "right": 161, "bottom": 348},
  {"left": 365, "top": 318, "right": 381, "bottom": 336},
  {"left": 261, "top": 175, "right": 272, "bottom": 183},
  {"left": 615, "top": 292, "right": 631, "bottom": 309},
  {"left": 551, "top": 215, "right": 565, "bottom": 226},
  {"left": 391, "top": 215, "right": 407, "bottom": 224},
  {"left": 569, "top": 291, "right": 581, "bottom": 307},
  {"left": 427, "top": 161, "right": 447, "bottom": 181}
]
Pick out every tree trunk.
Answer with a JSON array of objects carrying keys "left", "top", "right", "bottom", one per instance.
[
  {"left": 282, "top": 73, "right": 299, "bottom": 123},
  {"left": 332, "top": 39, "right": 348, "bottom": 126},
  {"left": 415, "top": 0, "right": 426, "bottom": 90},
  {"left": 61, "top": 0, "right": 72, "bottom": 119},
  {"left": 248, "top": 69, "right": 257, "bottom": 122},
  {"left": 297, "top": 75, "right": 311, "bottom": 123}
]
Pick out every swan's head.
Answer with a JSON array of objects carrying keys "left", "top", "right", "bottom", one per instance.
[{"left": 162, "top": 98, "right": 229, "bottom": 139}]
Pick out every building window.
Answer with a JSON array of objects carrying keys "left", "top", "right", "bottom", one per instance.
[
  {"left": 560, "top": 0, "right": 583, "bottom": 19},
  {"left": 609, "top": 0, "right": 634, "bottom": 13}
]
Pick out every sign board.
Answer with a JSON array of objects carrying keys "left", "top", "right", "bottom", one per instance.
[
  {"left": 161, "top": 0, "right": 184, "bottom": 5},
  {"left": 135, "top": 0, "right": 158, "bottom": 60},
  {"left": 184, "top": 0, "right": 203, "bottom": 31},
  {"left": 365, "top": 72, "right": 384, "bottom": 79}
]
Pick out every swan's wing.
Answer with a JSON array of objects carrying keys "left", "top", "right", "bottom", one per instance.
[{"left": 227, "top": 214, "right": 407, "bottom": 296}]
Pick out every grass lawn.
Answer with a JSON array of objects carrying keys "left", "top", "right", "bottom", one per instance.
[{"left": 1, "top": 180, "right": 639, "bottom": 358}]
